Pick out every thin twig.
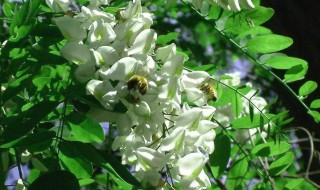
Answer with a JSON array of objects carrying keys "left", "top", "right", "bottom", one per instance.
[
  {"left": 14, "top": 149, "right": 24, "bottom": 184},
  {"left": 283, "top": 127, "right": 314, "bottom": 179}
]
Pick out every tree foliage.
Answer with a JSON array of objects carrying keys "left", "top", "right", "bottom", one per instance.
[{"left": 0, "top": 0, "right": 319, "bottom": 189}]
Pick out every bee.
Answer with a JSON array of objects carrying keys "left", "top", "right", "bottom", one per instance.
[
  {"left": 127, "top": 75, "right": 148, "bottom": 95},
  {"left": 199, "top": 83, "right": 217, "bottom": 102}
]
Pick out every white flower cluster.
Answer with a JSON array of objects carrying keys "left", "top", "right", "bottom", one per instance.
[
  {"left": 191, "top": 0, "right": 255, "bottom": 11},
  {"left": 47, "top": 0, "right": 258, "bottom": 189}
]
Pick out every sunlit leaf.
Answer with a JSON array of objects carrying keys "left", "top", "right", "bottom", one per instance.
[
  {"left": 284, "top": 64, "right": 308, "bottom": 83},
  {"left": 231, "top": 114, "right": 275, "bottom": 129},
  {"left": 299, "top": 81, "right": 318, "bottom": 96},
  {"left": 194, "top": 65, "right": 217, "bottom": 75},
  {"left": 205, "top": 5, "right": 222, "bottom": 20},
  {"left": 308, "top": 110, "right": 320, "bottom": 123},
  {"left": 268, "top": 152, "right": 294, "bottom": 176},
  {"left": 284, "top": 178, "right": 304, "bottom": 190},
  {"left": 79, "top": 178, "right": 95, "bottom": 186},
  {"left": 225, "top": 7, "right": 274, "bottom": 34},
  {"left": 266, "top": 56, "right": 308, "bottom": 70},
  {"left": 227, "top": 157, "right": 248, "bottom": 189},
  {"left": 231, "top": 93, "right": 242, "bottom": 118},
  {"left": 247, "top": 34, "right": 293, "bottom": 54},
  {"left": 251, "top": 141, "right": 291, "bottom": 157},
  {"left": 156, "top": 32, "right": 178, "bottom": 45},
  {"left": 310, "top": 99, "right": 320, "bottom": 109},
  {"left": 2, "top": 2, "right": 14, "bottom": 18},
  {"left": 59, "top": 142, "right": 93, "bottom": 179},
  {"left": 65, "top": 113, "right": 105, "bottom": 143}
]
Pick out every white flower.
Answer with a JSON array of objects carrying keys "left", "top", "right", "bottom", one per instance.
[
  {"left": 120, "top": 0, "right": 142, "bottom": 20},
  {"left": 74, "top": 61, "right": 96, "bottom": 83},
  {"left": 114, "top": 13, "right": 153, "bottom": 46},
  {"left": 86, "top": 80, "right": 120, "bottom": 110},
  {"left": 156, "top": 43, "right": 177, "bottom": 63},
  {"left": 88, "top": 19, "right": 116, "bottom": 46},
  {"left": 160, "top": 107, "right": 216, "bottom": 153},
  {"left": 89, "top": 0, "right": 111, "bottom": 7},
  {"left": 60, "top": 42, "right": 92, "bottom": 65},
  {"left": 136, "top": 147, "right": 169, "bottom": 170},
  {"left": 46, "top": 0, "right": 70, "bottom": 13},
  {"left": 135, "top": 169, "right": 162, "bottom": 187},
  {"left": 75, "top": 6, "right": 116, "bottom": 29},
  {"left": 176, "top": 153, "right": 211, "bottom": 190},
  {"left": 53, "top": 16, "right": 87, "bottom": 42},
  {"left": 181, "top": 71, "right": 217, "bottom": 106},
  {"left": 128, "top": 29, "right": 157, "bottom": 55}
]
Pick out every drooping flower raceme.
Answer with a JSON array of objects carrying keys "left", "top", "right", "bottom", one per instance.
[{"left": 49, "top": 0, "right": 259, "bottom": 189}]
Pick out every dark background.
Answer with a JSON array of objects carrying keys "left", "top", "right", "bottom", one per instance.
[{"left": 262, "top": 0, "right": 320, "bottom": 181}]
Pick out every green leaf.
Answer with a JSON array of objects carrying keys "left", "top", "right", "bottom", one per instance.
[
  {"left": 103, "top": 7, "right": 120, "bottom": 14},
  {"left": 1, "top": 74, "right": 32, "bottom": 103},
  {"left": 27, "top": 169, "right": 41, "bottom": 184},
  {"left": 263, "top": 96, "right": 278, "bottom": 111},
  {"left": 246, "top": 34, "right": 293, "bottom": 54},
  {"left": 251, "top": 141, "right": 291, "bottom": 157},
  {"left": 265, "top": 56, "right": 308, "bottom": 70},
  {"left": 32, "top": 77, "right": 52, "bottom": 91},
  {"left": 79, "top": 178, "right": 95, "bottom": 186},
  {"left": 310, "top": 99, "right": 320, "bottom": 109},
  {"left": 268, "top": 152, "right": 294, "bottom": 176},
  {"left": 59, "top": 142, "right": 93, "bottom": 179},
  {"left": 65, "top": 113, "right": 105, "bottom": 143},
  {"left": 0, "top": 101, "right": 59, "bottom": 145},
  {"left": 0, "top": 131, "right": 55, "bottom": 151},
  {"left": 205, "top": 5, "right": 222, "bottom": 20},
  {"left": 237, "top": 26, "right": 272, "bottom": 39},
  {"left": 26, "top": 0, "right": 43, "bottom": 21},
  {"left": 249, "top": 103, "right": 254, "bottom": 122},
  {"left": 29, "top": 170, "right": 80, "bottom": 190},
  {"left": 231, "top": 93, "right": 242, "bottom": 118},
  {"left": 259, "top": 114, "right": 264, "bottom": 131},
  {"left": 194, "top": 65, "right": 217, "bottom": 75},
  {"left": 156, "top": 32, "right": 178, "bottom": 45},
  {"left": 284, "top": 64, "right": 308, "bottom": 83},
  {"left": 225, "top": 7, "right": 274, "bottom": 34},
  {"left": 9, "top": 19, "right": 36, "bottom": 42},
  {"left": 219, "top": 75, "right": 233, "bottom": 80},
  {"left": 227, "top": 157, "right": 248, "bottom": 190},
  {"left": 284, "top": 178, "right": 304, "bottom": 190},
  {"left": 2, "top": 2, "right": 14, "bottom": 18},
  {"left": 9, "top": 0, "right": 42, "bottom": 36},
  {"left": 299, "top": 81, "right": 318, "bottom": 96},
  {"left": 210, "top": 133, "right": 231, "bottom": 178},
  {"left": 253, "top": 182, "right": 272, "bottom": 190},
  {"left": 68, "top": 142, "right": 141, "bottom": 187},
  {"left": 308, "top": 110, "right": 320, "bottom": 123},
  {"left": 231, "top": 114, "right": 275, "bottom": 129},
  {"left": 9, "top": 3, "right": 27, "bottom": 35}
]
